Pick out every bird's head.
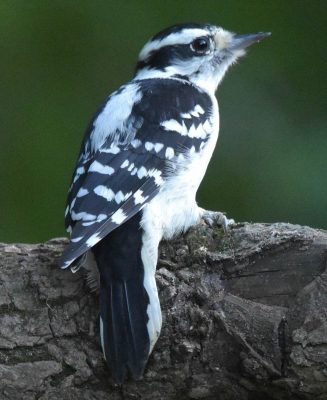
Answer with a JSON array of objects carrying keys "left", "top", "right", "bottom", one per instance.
[{"left": 135, "top": 23, "right": 270, "bottom": 93}]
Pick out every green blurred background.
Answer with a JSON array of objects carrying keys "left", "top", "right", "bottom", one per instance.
[{"left": 1, "top": 1, "right": 326, "bottom": 243}]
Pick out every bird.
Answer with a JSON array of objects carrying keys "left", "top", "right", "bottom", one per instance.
[{"left": 59, "top": 22, "right": 270, "bottom": 383}]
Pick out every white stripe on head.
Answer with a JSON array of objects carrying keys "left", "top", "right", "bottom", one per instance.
[{"left": 138, "top": 28, "right": 210, "bottom": 61}]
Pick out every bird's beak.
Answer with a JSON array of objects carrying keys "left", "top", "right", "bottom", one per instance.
[{"left": 229, "top": 32, "right": 271, "bottom": 50}]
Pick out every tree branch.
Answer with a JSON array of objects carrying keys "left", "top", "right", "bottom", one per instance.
[{"left": 0, "top": 223, "right": 326, "bottom": 400}]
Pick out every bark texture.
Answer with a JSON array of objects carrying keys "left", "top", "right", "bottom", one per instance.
[{"left": 0, "top": 222, "right": 326, "bottom": 400}]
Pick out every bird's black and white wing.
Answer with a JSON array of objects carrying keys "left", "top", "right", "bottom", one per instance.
[{"left": 60, "top": 78, "right": 213, "bottom": 269}]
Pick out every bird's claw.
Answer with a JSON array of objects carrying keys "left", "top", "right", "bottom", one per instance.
[{"left": 201, "top": 210, "right": 235, "bottom": 233}]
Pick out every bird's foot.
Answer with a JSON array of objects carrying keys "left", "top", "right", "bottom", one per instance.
[{"left": 201, "top": 209, "right": 235, "bottom": 232}]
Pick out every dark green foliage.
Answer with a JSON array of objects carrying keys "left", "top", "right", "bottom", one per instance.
[{"left": 1, "top": 1, "right": 326, "bottom": 242}]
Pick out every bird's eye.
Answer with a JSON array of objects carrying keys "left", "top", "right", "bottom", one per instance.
[{"left": 191, "top": 37, "right": 211, "bottom": 54}]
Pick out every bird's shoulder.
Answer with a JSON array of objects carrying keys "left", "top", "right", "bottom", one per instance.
[
  {"left": 79, "top": 77, "right": 214, "bottom": 157},
  {"left": 134, "top": 77, "right": 214, "bottom": 120}
]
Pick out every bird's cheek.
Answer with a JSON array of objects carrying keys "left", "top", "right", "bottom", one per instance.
[{"left": 212, "top": 52, "right": 227, "bottom": 66}]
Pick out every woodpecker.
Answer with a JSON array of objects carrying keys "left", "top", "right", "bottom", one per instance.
[{"left": 60, "top": 23, "right": 270, "bottom": 383}]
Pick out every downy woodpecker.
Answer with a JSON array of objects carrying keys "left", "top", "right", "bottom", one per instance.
[{"left": 60, "top": 23, "right": 270, "bottom": 383}]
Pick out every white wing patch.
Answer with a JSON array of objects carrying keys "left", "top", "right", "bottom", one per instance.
[
  {"left": 76, "top": 187, "right": 89, "bottom": 198},
  {"left": 93, "top": 186, "right": 131, "bottom": 204},
  {"left": 86, "top": 233, "right": 102, "bottom": 247},
  {"left": 161, "top": 119, "right": 188, "bottom": 136},
  {"left": 94, "top": 185, "right": 115, "bottom": 201},
  {"left": 194, "top": 104, "right": 205, "bottom": 115},
  {"left": 137, "top": 166, "right": 147, "bottom": 179},
  {"left": 145, "top": 142, "right": 153, "bottom": 151},
  {"left": 89, "top": 160, "right": 115, "bottom": 175},
  {"left": 148, "top": 168, "right": 163, "bottom": 186},
  {"left": 71, "top": 236, "right": 83, "bottom": 243},
  {"left": 144, "top": 141, "right": 164, "bottom": 153},
  {"left": 73, "top": 166, "right": 85, "bottom": 183},
  {"left": 127, "top": 163, "right": 135, "bottom": 172},
  {"left": 133, "top": 189, "right": 148, "bottom": 205},
  {"left": 161, "top": 119, "right": 208, "bottom": 140},
  {"left": 114, "top": 191, "right": 126, "bottom": 204},
  {"left": 71, "top": 211, "right": 97, "bottom": 221},
  {"left": 154, "top": 143, "right": 164, "bottom": 153},
  {"left": 121, "top": 160, "right": 129, "bottom": 169},
  {"left": 111, "top": 209, "right": 128, "bottom": 225},
  {"left": 161, "top": 103, "right": 208, "bottom": 140},
  {"left": 131, "top": 139, "right": 142, "bottom": 148},
  {"left": 99, "top": 144, "right": 120, "bottom": 154},
  {"left": 180, "top": 112, "right": 192, "bottom": 119},
  {"left": 190, "top": 104, "right": 206, "bottom": 118},
  {"left": 165, "top": 147, "right": 175, "bottom": 159}
]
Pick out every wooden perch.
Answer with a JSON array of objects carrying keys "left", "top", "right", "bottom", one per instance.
[{"left": 0, "top": 222, "right": 326, "bottom": 400}]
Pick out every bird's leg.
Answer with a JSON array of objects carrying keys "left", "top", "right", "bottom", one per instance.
[{"left": 199, "top": 208, "right": 235, "bottom": 232}]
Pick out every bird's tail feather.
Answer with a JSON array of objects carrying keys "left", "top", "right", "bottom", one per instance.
[
  {"left": 93, "top": 213, "right": 161, "bottom": 383},
  {"left": 99, "top": 278, "right": 150, "bottom": 382}
]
